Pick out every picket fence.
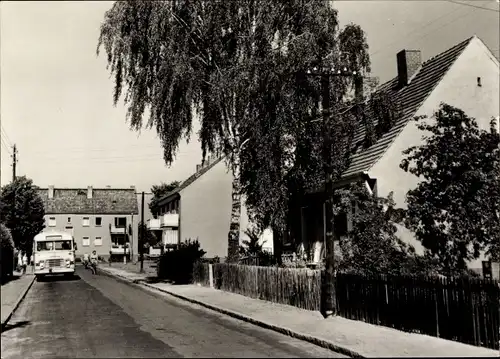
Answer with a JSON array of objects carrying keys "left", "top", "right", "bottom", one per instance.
[{"left": 192, "top": 262, "right": 500, "bottom": 350}]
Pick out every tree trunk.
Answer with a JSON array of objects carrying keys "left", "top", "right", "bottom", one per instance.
[{"left": 227, "top": 160, "right": 242, "bottom": 263}]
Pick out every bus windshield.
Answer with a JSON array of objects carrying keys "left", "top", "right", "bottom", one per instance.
[{"left": 36, "top": 240, "right": 73, "bottom": 251}]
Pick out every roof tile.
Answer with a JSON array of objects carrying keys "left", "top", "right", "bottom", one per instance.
[
  {"left": 343, "top": 36, "right": 473, "bottom": 178},
  {"left": 37, "top": 188, "right": 139, "bottom": 214}
]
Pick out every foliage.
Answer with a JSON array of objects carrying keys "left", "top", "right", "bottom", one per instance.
[
  {"left": 400, "top": 103, "right": 500, "bottom": 275},
  {"left": 1, "top": 223, "right": 15, "bottom": 282},
  {"left": 96, "top": 0, "right": 372, "bottom": 239},
  {"left": 157, "top": 238, "right": 206, "bottom": 283},
  {"left": 149, "top": 181, "right": 180, "bottom": 217},
  {"left": 138, "top": 221, "right": 161, "bottom": 248},
  {"left": 0, "top": 223, "right": 15, "bottom": 251},
  {"left": 239, "top": 226, "right": 264, "bottom": 256},
  {"left": 334, "top": 183, "right": 439, "bottom": 277},
  {"left": 0, "top": 176, "right": 45, "bottom": 255},
  {"left": 239, "top": 226, "right": 277, "bottom": 267}
]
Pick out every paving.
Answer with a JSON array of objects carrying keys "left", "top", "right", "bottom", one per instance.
[
  {"left": 101, "top": 266, "right": 500, "bottom": 358},
  {"left": 1, "top": 270, "right": 36, "bottom": 327},
  {"left": 1, "top": 266, "right": 346, "bottom": 358}
]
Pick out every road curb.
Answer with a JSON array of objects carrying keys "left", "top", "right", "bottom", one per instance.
[
  {"left": 1, "top": 275, "right": 36, "bottom": 331},
  {"left": 99, "top": 268, "right": 363, "bottom": 358}
]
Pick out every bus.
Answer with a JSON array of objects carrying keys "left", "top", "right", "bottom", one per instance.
[{"left": 33, "top": 231, "right": 76, "bottom": 279}]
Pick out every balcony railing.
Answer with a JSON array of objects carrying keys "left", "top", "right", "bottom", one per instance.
[
  {"left": 109, "top": 223, "right": 127, "bottom": 234},
  {"left": 161, "top": 213, "right": 179, "bottom": 228},
  {"left": 146, "top": 218, "right": 161, "bottom": 230},
  {"left": 110, "top": 244, "right": 130, "bottom": 255}
]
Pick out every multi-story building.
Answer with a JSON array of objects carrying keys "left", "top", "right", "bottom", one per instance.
[
  {"left": 37, "top": 186, "right": 139, "bottom": 261},
  {"left": 147, "top": 157, "right": 273, "bottom": 260}
]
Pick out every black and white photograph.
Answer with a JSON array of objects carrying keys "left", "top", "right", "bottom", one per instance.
[{"left": 0, "top": 0, "right": 499, "bottom": 357}]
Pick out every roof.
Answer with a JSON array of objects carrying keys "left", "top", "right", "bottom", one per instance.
[
  {"left": 37, "top": 187, "right": 139, "bottom": 215},
  {"left": 343, "top": 36, "right": 475, "bottom": 177},
  {"left": 156, "top": 157, "right": 224, "bottom": 207}
]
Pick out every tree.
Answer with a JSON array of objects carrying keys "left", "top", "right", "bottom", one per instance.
[
  {"left": 138, "top": 221, "right": 161, "bottom": 248},
  {"left": 400, "top": 103, "right": 500, "bottom": 275},
  {"left": 149, "top": 181, "right": 180, "bottom": 218},
  {"left": 0, "top": 176, "right": 45, "bottom": 255},
  {"left": 335, "top": 184, "right": 439, "bottom": 277},
  {"left": 97, "top": 1, "right": 372, "bottom": 265},
  {"left": 1, "top": 223, "right": 15, "bottom": 281}
]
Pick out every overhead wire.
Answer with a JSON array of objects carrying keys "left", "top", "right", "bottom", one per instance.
[{"left": 446, "top": 0, "right": 499, "bottom": 13}]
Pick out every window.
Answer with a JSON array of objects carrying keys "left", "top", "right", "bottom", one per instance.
[
  {"left": 54, "top": 240, "right": 72, "bottom": 250},
  {"left": 115, "top": 217, "right": 126, "bottom": 227},
  {"left": 95, "top": 217, "right": 102, "bottom": 226},
  {"left": 94, "top": 237, "right": 102, "bottom": 246},
  {"left": 82, "top": 217, "right": 90, "bottom": 227},
  {"left": 67, "top": 217, "right": 71, "bottom": 223},
  {"left": 82, "top": 237, "right": 90, "bottom": 246},
  {"left": 48, "top": 217, "right": 56, "bottom": 227}
]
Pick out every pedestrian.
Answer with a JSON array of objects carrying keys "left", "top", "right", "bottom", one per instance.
[{"left": 22, "top": 252, "right": 28, "bottom": 274}]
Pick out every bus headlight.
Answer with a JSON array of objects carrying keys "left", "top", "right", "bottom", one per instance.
[
  {"left": 66, "top": 259, "right": 71, "bottom": 267},
  {"left": 37, "top": 261, "right": 44, "bottom": 268}
]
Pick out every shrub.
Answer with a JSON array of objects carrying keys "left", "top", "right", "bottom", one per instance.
[
  {"left": 1, "top": 223, "right": 15, "bottom": 281},
  {"left": 157, "top": 238, "right": 206, "bottom": 284}
]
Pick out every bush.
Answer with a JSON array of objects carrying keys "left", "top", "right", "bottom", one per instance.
[
  {"left": 157, "top": 238, "right": 206, "bottom": 284},
  {"left": 1, "top": 223, "right": 15, "bottom": 281}
]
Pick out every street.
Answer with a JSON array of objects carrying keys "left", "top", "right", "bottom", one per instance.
[{"left": 1, "top": 266, "right": 345, "bottom": 358}]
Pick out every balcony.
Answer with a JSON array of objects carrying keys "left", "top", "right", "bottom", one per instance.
[
  {"left": 146, "top": 218, "right": 161, "bottom": 230},
  {"left": 160, "top": 213, "right": 179, "bottom": 228},
  {"left": 109, "top": 224, "right": 127, "bottom": 234},
  {"left": 110, "top": 244, "right": 130, "bottom": 255}
]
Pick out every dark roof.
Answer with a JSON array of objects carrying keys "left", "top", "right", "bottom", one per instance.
[
  {"left": 37, "top": 188, "right": 139, "bottom": 215},
  {"left": 156, "top": 157, "right": 224, "bottom": 207},
  {"left": 343, "top": 36, "right": 474, "bottom": 177}
]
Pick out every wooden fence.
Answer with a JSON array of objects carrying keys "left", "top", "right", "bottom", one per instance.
[
  {"left": 191, "top": 263, "right": 500, "bottom": 350},
  {"left": 336, "top": 273, "right": 500, "bottom": 350},
  {"left": 212, "top": 263, "right": 322, "bottom": 311}
]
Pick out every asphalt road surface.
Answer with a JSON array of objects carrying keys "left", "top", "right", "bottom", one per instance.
[{"left": 1, "top": 267, "right": 347, "bottom": 358}]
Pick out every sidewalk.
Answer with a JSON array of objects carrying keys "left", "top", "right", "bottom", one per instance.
[
  {"left": 100, "top": 266, "right": 499, "bottom": 358},
  {"left": 1, "top": 270, "right": 35, "bottom": 327}
]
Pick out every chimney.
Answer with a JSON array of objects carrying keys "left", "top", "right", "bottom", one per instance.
[
  {"left": 48, "top": 185, "right": 54, "bottom": 199},
  {"left": 397, "top": 50, "right": 421, "bottom": 87},
  {"left": 87, "top": 186, "right": 93, "bottom": 199}
]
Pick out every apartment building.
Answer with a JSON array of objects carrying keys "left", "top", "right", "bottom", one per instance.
[{"left": 37, "top": 186, "right": 139, "bottom": 261}]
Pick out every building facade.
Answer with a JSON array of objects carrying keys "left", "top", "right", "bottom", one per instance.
[
  {"left": 148, "top": 157, "right": 273, "bottom": 259},
  {"left": 295, "top": 36, "right": 499, "bottom": 269},
  {"left": 37, "top": 186, "right": 139, "bottom": 261}
]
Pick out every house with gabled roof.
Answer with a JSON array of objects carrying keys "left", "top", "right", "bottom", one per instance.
[
  {"left": 295, "top": 35, "right": 499, "bottom": 269},
  {"left": 37, "top": 186, "right": 139, "bottom": 261},
  {"left": 147, "top": 156, "right": 273, "bottom": 260}
]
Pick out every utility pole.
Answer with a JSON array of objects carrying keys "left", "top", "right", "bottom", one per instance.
[
  {"left": 12, "top": 144, "right": 17, "bottom": 182},
  {"left": 140, "top": 191, "right": 145, "bottom": 273},
  {"left": 306, "top": 65, "right": 358, "bottom": 318}
]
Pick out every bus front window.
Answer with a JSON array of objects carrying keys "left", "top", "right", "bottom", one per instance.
[
  {"left": 54, "top": 240, "right": 72, "bottom": 250},
  {"left": 37, "top": 242, "right": 53, "bottom": 251}
]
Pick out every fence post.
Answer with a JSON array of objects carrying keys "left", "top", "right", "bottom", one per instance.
[{"left": 209, "top": 263, "right": 214, "bottom": 288}]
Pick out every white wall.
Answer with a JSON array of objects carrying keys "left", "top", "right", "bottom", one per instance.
[{"left": 369, "top": 37, "right": 499, "bottom": 267}]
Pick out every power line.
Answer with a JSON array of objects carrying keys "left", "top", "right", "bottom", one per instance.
[
  {"left": 1, "top": 140, "right": 11, "bottom": 155},
  {"left": 446, "top": 0, "right": 499, "bottom": 12},
  {"left": 370, "top": 6, "right": 463, "bottom": 57},
  {"left": 1, "top": 125, "right": 12, "bottom": 147}
]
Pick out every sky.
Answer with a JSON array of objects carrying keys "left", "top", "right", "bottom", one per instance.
[{"left": 1, "top": 0, "right": 499, "bottom": 192}]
